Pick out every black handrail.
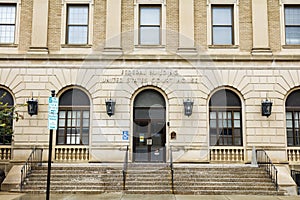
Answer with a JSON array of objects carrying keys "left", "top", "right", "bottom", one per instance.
[
  {"left": 256, "top": 149, "right": 278, "bottom": 191},
  {"left": 169, "top": 145, "right": 174, "bottom": 194},
  {"left": 122, "top": 145, "right": 129, "bottom": 190},
  {"left": 20, "top": 148, "right": 43, "bottom": 191}
]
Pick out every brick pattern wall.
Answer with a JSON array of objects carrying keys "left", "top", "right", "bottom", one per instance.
[
  {"left": 93, "top": 0, "right": 106, "bottom": 50},
  {"left": 268, "top": 0, "right": 281, "bottom": 52},
  {"left": 19, "top": 0, "right": 33, "bottom": 52},
  {"left": 166, "top": 0, "right": 179, "bottom": 53},
  {"left": 239, "top": 0, "right": 252, "bottom": 52},
  {"left": 121, "top": 0, "right": 134, "bottom": 53},
  {"left": 194, "top": 0, "right": 207, "bottom": 50},
  {"left": 48, "top": 0, "right": 62, "bottom": 52}
]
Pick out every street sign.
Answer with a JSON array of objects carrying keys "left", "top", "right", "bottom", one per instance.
[
  {"left": 48, "top": 97, "right": 58, "bottom": 114},
  {"left": 122, "top": 131, "right": 129, "bottom": 140},
  {"left": 48, "top": 96, "right": 59, "bottom": 130},
  {"left": 48, "top": 113, "right": 58, "bottom": 130}
]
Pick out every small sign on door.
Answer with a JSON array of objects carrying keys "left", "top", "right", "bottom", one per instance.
[
  {"left": 147, "top": 139, "right": 152, "bottom": 145},
  {"left": 139, "top": 134, "right": 144, "bottom": 142}
]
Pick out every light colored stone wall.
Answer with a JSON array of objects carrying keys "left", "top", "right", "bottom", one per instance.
[{"left": 0, "top": 57, "right": 299, "bottom": 162}]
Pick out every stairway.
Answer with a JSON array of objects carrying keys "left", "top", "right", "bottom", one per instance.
[
  {"left": 173, "top": 164, "right": 283, "bottom": 195},
  {"left": 124, "top": 163, "right": 172, "bottom": 194},
  {"left": 18, "top": 163, "right": 283, "bottom": 195},
  {"left": 19, "top": 164, "right": 123, "bottom": 193}
]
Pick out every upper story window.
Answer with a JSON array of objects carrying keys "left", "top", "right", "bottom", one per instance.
[
  {"left": 212, "top": 5, "right": 233, "bottom": 45},
  {"left": 139, "top": 5, "right": 161, "bottom": 45},
  {"left": 0, "top": 4, "right": 16, "bottom": 44},
  {"left": 285, "top": 6, "right": 300, "bottom": 45},
  {"left": 66, "top": 4, "right": 89, "bottom": 45}
]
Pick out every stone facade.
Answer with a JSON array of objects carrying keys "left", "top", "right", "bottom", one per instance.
[{"left": 0, "top": 0, "right": 299, "bottom": 172}]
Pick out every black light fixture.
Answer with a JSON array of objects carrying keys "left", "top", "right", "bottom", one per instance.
[
  {"left": 27, "top": 98, "right": 38, "bottom": 116},
  {"left": 105, "top": 98, "right": 116, "bottom": 117},
  {"left": 183, "top": 99, "right": 194, "bottom": 117},
  {"left": 261, "top": 99, "right": 272, "bottom": 117}
]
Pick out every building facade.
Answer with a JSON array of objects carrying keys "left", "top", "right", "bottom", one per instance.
[{"left": 1, "top": 0, "right": 300, "bottom": 190}]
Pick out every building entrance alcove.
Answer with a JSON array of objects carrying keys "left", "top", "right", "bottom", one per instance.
[{"left": 133, "top": 89, "right": 166, "bottom": 162}]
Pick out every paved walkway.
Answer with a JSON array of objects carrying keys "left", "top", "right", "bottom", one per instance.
[{"left": 2, "top": 192, "right": 300, "bottom": 200}]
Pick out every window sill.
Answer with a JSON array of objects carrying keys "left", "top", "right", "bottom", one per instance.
[
  {"left": 208, "top": 45, "right": 239, "bottom": 49},
  {"left": 61, "top": 44, "right": 92, "bottom": 48},
  {"left": 0, "top": 44, "right": 18, "bottom": 48},
  {"left": 135, "top": 45, "right": 166, "bottom": 49},
  {"left": 282, "top": 45, "right": 300, "bottom": 49}
]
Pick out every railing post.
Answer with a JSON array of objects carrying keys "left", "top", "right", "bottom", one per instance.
[
  {"left": 169, "top": 145, "right": 174, "bottom": 194},
  {"left": 123, "top": 145, "right": 129, "bottom": 191}
]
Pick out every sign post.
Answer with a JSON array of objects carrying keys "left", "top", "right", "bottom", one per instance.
[{"left": 46, "top": 90, "right": 57, "bottom": 200}]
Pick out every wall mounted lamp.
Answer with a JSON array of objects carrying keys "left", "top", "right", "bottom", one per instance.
[
  {"left": 27, "top": 98, "right": 38, "bottom": 116},
  {"left": 261, "top": 99, "right": 272, "bottom": 117},
  {"left": 183, "top": 99, "right": 193, "bottom": 117},
  {"left": 105, "top": 98, "right": 116, "bottom": 117}
]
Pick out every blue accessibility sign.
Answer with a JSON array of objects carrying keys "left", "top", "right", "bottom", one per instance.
[{"left": 122, "top": 131, "right": 129, "bottom": 140}]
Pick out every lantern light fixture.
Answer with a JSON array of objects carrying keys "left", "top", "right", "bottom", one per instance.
[
  {"left": 261, "top": 99, "right": 272, "bottom": 117},
  {"left": 105, "top": 98, "right": 116, "bottom": 117},
  {"left": 183, "top": 99, "right": 194, "bottom": 117},
  {"left": 27, "top": 97, "right": 38, "bottom": 116}
]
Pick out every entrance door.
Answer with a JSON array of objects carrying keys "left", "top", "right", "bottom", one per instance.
[{"left": 133, "top": 90, "right": 166, "bottom": 162}]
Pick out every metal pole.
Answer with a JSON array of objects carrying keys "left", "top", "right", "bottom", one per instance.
[{"left": 46, "top": 90, "right": 55, "bottom": 200}]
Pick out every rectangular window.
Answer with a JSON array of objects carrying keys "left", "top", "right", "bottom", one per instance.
[
  {"left": 285, "top": 6, "right": 300, "bottom": 45},
  {"left": 0, "top": 4, "right": 16, "bottom": 44},
  {"left": 139, "top": 5, "right": 161, "bottom": 45},
  {"left": 66, "top": 4, "right": 89, "bottom": 44},
  {"left": 212, "top": 5, "right": 233, "bottom": 45}
]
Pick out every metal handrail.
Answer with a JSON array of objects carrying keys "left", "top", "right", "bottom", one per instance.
[
  {"left": 256, "top": 149, "right": 278, "bottom": 191},
  {"left": 169, "top": 145, "right": 174, "bottom": 194},
  {"left": 20, "top": 148, "right": 43, "bottom": 190},
  {"left": 122, "top": 145, "right": 129, "bottom": 190}
]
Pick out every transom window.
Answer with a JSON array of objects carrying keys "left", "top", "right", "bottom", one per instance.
[
  {"left": 66, "top": 4, "right": 89, "bottom": 44},
  {"left": 139, "top": 5, "right": 161, "bottom": 45},
  {"left": 286, "top": 90, "right": 300, "bottom": 146},
  {"left": 57, "top": 89, "right": 90, "bottom": 145},
  {"left": 0, "top": 88, "right": 13, "bottom": 145},
  {"left": 212, "top": 5, "right": 233, "bottom": 45},
  {"left": 285, "top": 6, "right": 300, "bottom": 45},
  {"left": 209, "top": 89, "right": 242, "bottom": 146},
  {"left": 0, "top": 4, "right": 16, "bottom": 44}
]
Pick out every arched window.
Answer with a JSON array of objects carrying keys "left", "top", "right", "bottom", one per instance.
[
  {"left": 0, "top": 88, "right": 14, "bottom": 145},
  {"left": 286, "top": 90, "right": 300, "bottom": 146},
  {"left": 57, "top": 88, "right": 90, "bottom": 145},
  {"left": 209, "top": 89, "right": 242, "bottom": 146}
]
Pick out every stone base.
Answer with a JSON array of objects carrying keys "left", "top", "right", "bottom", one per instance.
[
  {"left": 27, "top": 47, "right": 49, "bottom": 54},
  {"left": 251, "top": 48, "right": 273, "bottom": 56},
  {"left": 1, "top": 165, "right": 22, "bottom": 191}
]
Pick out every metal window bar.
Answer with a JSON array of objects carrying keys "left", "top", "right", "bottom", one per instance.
[
  {"left": 20, "top": 148, "right": 43, "bottom": 191},
  {"left": 291, "top": 170, "right": 300, "bottom": 194},
  {"left": 256, "top": 149, "right": 278, "bottom": 191},
  {"left": 122, "top": 145, "right": 129, "bottom": 190}
]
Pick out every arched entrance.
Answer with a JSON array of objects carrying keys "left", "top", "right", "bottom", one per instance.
[{"left": 133, "top": 89, "right": 166, "bottom": 162}]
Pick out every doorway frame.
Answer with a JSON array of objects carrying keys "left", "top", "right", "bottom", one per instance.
[{"left": 130, "top": 86, "right": 169, "bottom": 163}]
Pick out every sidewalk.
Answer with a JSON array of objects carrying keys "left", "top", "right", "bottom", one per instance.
[{"left": 2, "top": 193, "right": 300, "bottom": 200}]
